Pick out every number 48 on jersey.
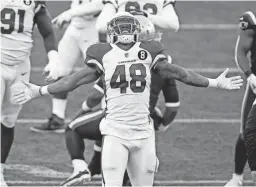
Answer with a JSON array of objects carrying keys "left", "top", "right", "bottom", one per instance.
[{"left": 110, "top": 63, "right": 147, "bottom": 94}]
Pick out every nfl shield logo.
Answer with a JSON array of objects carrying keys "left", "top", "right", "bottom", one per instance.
[
  {"left": 125, "top": 53, "right": 129, "bottom": 58},
  {"left": 24, "top": 0, "right": 32, "bottom": 5}
]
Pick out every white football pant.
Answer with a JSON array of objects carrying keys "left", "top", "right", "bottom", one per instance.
[
  {"left": 1, "top": 59, "right": 31, "bottom": 128},
  {"left": 101, "top": 132, "right": 158, "bottom": 187}
]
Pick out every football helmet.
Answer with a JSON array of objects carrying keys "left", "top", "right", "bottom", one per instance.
[{"left": 107, "top": 12, "right": 140, "bottom": 44}]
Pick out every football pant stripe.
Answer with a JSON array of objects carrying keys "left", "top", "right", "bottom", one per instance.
[
  {"left": 240, "top": 82, "right": 250, "bottom": 134},
  {"left": 69, "top": 109, "right": 105, "bottom": 129}
]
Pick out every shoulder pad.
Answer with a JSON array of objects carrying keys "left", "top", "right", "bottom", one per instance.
[
  {"left": 102, "top": 0, "right": 118, "bottom": 9},
  {"left": 239, "top": 11, "right": 256, "bottom": 30},
  {"left": 163, "top": 0, "right": 176, "bottom": 7},
  {"left": 140, "top": 40, "right": 165, "bottom": 55},
  {"left": 86, "top": 43, "right": 112, "bottom": 63}
]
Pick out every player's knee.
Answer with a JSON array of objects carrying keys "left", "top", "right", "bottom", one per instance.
[
  {"left": 146, "top": 155, "right": 159, "bottom": 174},
  {"left": 1, "top": 118, "right": 16, "bottom": 128}
]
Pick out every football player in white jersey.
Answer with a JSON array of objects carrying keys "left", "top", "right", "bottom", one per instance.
[
  {"left": 13, "top": 13, "right": 243, "bottom": 186},
  {"left": 1, "top": 0, "right": 59, "bottom": 186},
  {"left": 30, "top": 0, "right": 104, "bottom": 133},
  {"left": 96, "top": 0, "right": 179, "bottom": 33}
]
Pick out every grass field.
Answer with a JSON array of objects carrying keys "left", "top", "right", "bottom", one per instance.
[{"left": 5, "top": 1, "right": 256, "bottom": 186}]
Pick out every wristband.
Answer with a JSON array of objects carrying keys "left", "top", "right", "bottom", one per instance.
[
  {"left": 245, "top": 69, "right": 252, "bottom": 78},
  {"left": 207, "top": 78, "right": 218, "bottom": 88},
  {"left": 39, "top": 86, "right": 49, "bottom": 96}
]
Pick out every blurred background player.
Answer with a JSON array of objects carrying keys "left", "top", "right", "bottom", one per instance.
[
  {"left": 61, "top": 17, "right": 180, "bottom": 185},
  {"left": 0, "top": 0, "right": 59, "bottom": 186},
  {"left": 30, "top": 0, "right": 104, "bottom": 133},
  {"left": 96, "top": 0, "right": 179, "bottom": 33},
  {"left": 239, "top": 11, "right": 256, "bottom": 186},
  {"left": 225, "top": 11, "right": 256, "bottom": 187}
]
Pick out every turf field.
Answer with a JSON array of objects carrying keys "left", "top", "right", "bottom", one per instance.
[{"left": 5, "top": 1, "right": 256, "bottom": 186}]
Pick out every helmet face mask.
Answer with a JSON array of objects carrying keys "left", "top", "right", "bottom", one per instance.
[{"left": 107, "top": 14, "right": 140, "bottom": 44}]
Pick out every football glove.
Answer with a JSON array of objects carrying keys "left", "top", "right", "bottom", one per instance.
[
  {"left": 12, "top": 81, "right": 41, "bottom": 105},
  {"left": 248, "top": 73, "right": 256, "bottom": 94},
  {"left": 52, "top": 9, "right": 73, "bottom": 28},
  {"left": 43, "top": 51, "right": 61, "bottom": 82},
  {"left": 208, "top": 68, "right": 243, "bottom": 90},
  {"left": 152, "top": 107, "right": 170, "bottom": 132}
]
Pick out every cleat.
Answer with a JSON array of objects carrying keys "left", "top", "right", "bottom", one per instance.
[
  {"left": 88, "top": 152, "right": 101, "bottom": 176},
  {"left": 224, "top": 173, "right": 243, "bottom": 187},
  {"left": 30, "top": 114, "right": 65, "bottom": 133},
  {"left": 61, "top": 169, "right": 91, "bottom": 186}
]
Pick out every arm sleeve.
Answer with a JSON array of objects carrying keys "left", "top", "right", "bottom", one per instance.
[
  {"left": 34, "top": 3, "right": 57, "bottom": 53},
  {"left": 162, "top": 79, "right": 180, "bottom": 107}
]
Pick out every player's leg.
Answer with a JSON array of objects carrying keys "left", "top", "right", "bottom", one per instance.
[
  {"left": 88, "top": 140, "right": 102, "bottom": 177},
  {"left": 127, "top": 133, "right": 158, "bottom": 186},
  {"left": 31, "top": 26, "right": 82, "bottom": 133},
  {"left": 61, "top": 110, "right": 104, "bottom": 186},
  {"left": 225, "top": 83, "right": 255, "bottom": 186},
  {"left": 101, "top": 134, "right": 129, "bottom": 187},
  {"left": 244, "top": 101, "right": 256, "bottom": 184},
  {"left": 1, "top": 60, "right": 30, "bottom": 186}
]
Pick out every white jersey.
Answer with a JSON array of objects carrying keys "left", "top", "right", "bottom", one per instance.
[
  {"left": 1, "top": 0, "right": 44, "bottom": 66},
  {"left": 86, "top": 40, "right": 168, "bottom": 139},
  {"left": 117, "top": 0, "right": 174, "bottom": 15},
  {"left": 70, "top": 0, "right": 101, "bottom": 28}
]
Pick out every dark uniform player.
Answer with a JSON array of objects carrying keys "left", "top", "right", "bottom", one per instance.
[
  {"left": 62, "top": 60, "right": 180, "bottom": 186},
  {"left": 242, "top": 11, "right": 256, "bottom": 184},
  {"left": 225, "top": 11, "right": 256, "bottom": 187}
]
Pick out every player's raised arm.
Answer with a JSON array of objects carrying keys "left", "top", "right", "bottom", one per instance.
[
  {"left": 52, "top": 0, "right": 103, "bottom": 28},
  {"left": 95, "top": 0, "right": 117, "bottom": 33},
  {"left": 147, "top": 0, "right": 179, "bottom": 31},
  {"left": 34, "top": 2, "right": 61, "bottom": 81},
  {"left": 154, "top": 61, "right": 243, "bottom": 89},
  {"left": 34, "top": 2, "right": 58, "bottom": 61}
]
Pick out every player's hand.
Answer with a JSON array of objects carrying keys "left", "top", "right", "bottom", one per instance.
[
  {"left": 216, "top": 68, "right": 243, "bottom": 90},
  {"left": 12, "top": 81, "right": 41, "bottom": 105},
  {"left": 248, "top": 73, "right": 256, "bottom": 94},
  {"left": 52, "top": 10, "right": 73, "bottom": 29},
  {"left": 43, "top": 51, "right": 61, "bottom": 82}
]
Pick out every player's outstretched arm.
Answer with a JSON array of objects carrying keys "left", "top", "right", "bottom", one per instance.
[
  {"left": 13, "top": 66, "right": 99, "bottom": 105},
  {"left": 154, "top": 61, "right": 243, "bottom": 89}
]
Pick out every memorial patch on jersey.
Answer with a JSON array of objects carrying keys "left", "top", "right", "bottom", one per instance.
[{"left": 138, "top": 50, "right": 148, "bottom": 60}]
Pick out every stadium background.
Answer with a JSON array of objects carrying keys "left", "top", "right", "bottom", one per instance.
[{"left": 5, "top": 1, "right": 256, "bottom": 186}]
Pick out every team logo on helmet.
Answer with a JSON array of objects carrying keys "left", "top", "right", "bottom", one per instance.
[{"left": 24, "top": 0, "right": 32, "bottom": 6}]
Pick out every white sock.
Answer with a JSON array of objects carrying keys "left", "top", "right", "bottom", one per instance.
[
  {"left": 72, "top": 159, "right": 88, "bottom": 173},
  {"left": 52, "top": 98, "right": 67, "bottom": 119},
  {"left": 94, "top": 144, "right": 102, "bottom": 152},
  {"left": 1, "top": 164, "right": 4, "bottom": 173},
  {"left": 233, "top": 173, "right": 243, "bottom": 181}
]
